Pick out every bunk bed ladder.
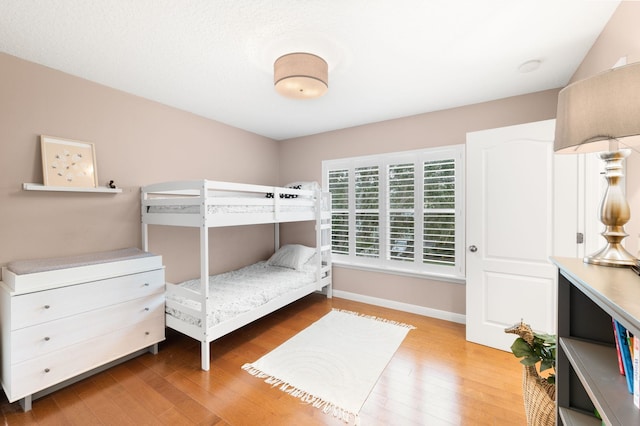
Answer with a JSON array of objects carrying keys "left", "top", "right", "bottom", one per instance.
[{"left": 316, "top": 190, "right": 332, "bottom": 298}]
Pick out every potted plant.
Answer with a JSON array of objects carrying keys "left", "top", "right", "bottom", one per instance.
[{"left": 505, "top": 321, "right": 556, "bottom": 426}]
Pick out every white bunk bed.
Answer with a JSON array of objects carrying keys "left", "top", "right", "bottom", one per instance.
[{"left": 140, "top": 179, "right": 332, "bottom": 370}]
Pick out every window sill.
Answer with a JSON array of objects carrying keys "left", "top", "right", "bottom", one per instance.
[{"left": 331, "top": 260, "right": 466, "bottom": 285}]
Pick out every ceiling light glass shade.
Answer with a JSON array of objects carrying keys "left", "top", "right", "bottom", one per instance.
[
  {"left": 274, "top": 53, "right": 328, "bottom": 99},
  {"left": 554, "top": 61, "right": 640, "bottom": 267}
]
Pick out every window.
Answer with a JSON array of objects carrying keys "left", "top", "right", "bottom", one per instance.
[{"left": 323, "top": 146, "right": 464, "bottom": 280}]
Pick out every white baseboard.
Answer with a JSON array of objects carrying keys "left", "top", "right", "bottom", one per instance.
[{"left": 332, "top": 290, "right": 466, "bottom": 324}]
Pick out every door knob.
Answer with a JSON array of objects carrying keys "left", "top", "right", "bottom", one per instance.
[{"left": 469, "top": 245, "right": 478, "bottom": 253}]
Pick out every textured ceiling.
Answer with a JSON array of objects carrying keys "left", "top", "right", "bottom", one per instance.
[{"left": 0, "top": 0, "right": 621, "bottom": 140}]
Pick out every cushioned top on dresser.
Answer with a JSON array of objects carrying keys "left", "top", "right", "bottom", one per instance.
[{"left": 2, "top": 248, "right": 163, "bottom": 294}]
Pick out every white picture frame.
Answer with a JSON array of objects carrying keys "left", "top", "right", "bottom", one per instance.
[{"left": 41, "top": 135, "right": 98, "bottom": 188}]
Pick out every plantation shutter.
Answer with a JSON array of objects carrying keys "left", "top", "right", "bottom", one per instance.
[
  {"left": 423, "top": 158, "right": 456, "bottom": 266},
  {"left": 328, "top": 169, "right": 349, "bottom": 255},
  {"left": 355, "top": 166, "right": 379, "bottom": 258},
  {"left": 388, "top": 163, "right": 415, "bottom": 262}
]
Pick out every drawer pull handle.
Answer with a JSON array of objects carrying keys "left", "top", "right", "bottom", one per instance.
[
  {"left": 44, "top": 368, "right": 50, "bottom": 373},
  {"left": 144, "top": 283, "right": 150, "bottom": 287},
  {"left": 44, "top": 305, "right": 50, "bottom": 309},
  {"left": 144, "top": 307, "right": 150, "bottom": 311},
  {"left": 44, "top": 337, "right": 50, "bottom": 341},
  {"left": 145, "top": 331, "right": 150, "bottom": 336}
]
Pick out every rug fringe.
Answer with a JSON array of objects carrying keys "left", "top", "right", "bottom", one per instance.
[
  {"left": 332, "top": 308, "right": 416, "bottom": 330},
  {"left": 241, "top": 363, "right": 360, "bottom": 424}
]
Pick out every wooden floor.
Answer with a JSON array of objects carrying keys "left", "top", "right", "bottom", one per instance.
[{"left": 0, "top": 294, "right": 527, "bottom": 425}]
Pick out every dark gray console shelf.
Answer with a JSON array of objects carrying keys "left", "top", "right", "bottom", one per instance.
[{"left": 552, "top": 257, "right": 640, "bottom": 425}]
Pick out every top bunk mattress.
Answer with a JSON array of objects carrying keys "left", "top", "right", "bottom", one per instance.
[
  {"left": 141, "top": 180, "right": 328, "bottom": 220},
  {"left": 141, "top": 180, "right": 331, "bottom": 227},
  {"left": 146, "top": 201, "right": 314, "bottom": 215}
]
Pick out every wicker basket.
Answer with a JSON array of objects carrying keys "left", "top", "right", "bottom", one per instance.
[
  {"left": 522, "top": 364, "right": 556, "bottom": 426},
  {"left": 505, "top": 321, "right": 556, "bottom": 426}
]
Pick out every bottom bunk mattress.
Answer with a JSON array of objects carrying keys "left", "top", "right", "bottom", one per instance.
[{"left": 165, "top": 261, "right": 317, "bottom": 329}]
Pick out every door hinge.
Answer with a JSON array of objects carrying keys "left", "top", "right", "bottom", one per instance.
[{"left": 576, "top": 232, "right": 584, "bottom": 244}]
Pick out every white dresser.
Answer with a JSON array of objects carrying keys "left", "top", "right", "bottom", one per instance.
[{"left": 0, "top": 248, "right": 165, "bottom": 411}]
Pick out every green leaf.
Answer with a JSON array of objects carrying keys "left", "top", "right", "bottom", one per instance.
[
  {"left": 540, "top": 359, "right": 554, "bottom": 372},
  {"left": 534, "top": 332, "right": 556, "bottom": 343},
  {"left": 519, "top": 356, "right": 540, "bottom": 367},
  {"left": 511, "top": 338, "right": 535, "bottom": 358}
]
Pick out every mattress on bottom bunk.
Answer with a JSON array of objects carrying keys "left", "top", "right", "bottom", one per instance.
[{"left": 165, "top": 261, "right": 317, "bottom": 328}]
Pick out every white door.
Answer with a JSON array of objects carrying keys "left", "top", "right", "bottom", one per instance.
[{"left": 466, "top": 119, "right": 576, "bottom": 351}]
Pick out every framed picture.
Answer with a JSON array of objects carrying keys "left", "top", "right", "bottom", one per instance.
[{"left": 41, "top": 135, "right": 98, "bottom": 188}]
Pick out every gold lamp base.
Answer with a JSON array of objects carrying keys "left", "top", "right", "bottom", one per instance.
[
  {"left": 584, "top": 243, "right": 637, "bottom": 267},
  {"left": 583, "top": 149, "right": 637, "bottom": 268}
]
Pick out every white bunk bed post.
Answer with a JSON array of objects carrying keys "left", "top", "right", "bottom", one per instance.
[
  {"left": 274, "top": 186, "right": 280, "bottom": 251},
  {"left": 274, "top": 186, "right": 281, "bottom": 223},
  {"left": 200, "top": 181, "right": 211, "bottom": 371},
  {"left": 141, "top": 189, "right": 149, "bottom": 251},
  {"left": 274, "top": 223, "right": 280, "bottom": 251}
]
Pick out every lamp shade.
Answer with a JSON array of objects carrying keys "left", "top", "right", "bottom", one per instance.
[
  {"left": 554, "top": 61, "right": 640, "bottom": 153},
  {"left": 274, "top": 52, "right": 328, "bottom": 99}
]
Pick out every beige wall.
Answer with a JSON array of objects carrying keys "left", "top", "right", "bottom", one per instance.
[
  {"left": 570, "top": 1, "right": 640, "bottom": 83},
  {"left": 0, "top": 53, "right": 279, "bottom": 283},
  {"left": 2, "top": 0, "right": 637, "bottom": 317},
  {"left": 569, "top": 1, "right": 640, "bottom": 257},
  {"left": 278, "top": 89, "right": 560, "bottom": 315}
]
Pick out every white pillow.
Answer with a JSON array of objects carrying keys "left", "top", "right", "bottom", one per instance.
[{"left": 267, "top": 244, "right": 316, "bottom": 270}]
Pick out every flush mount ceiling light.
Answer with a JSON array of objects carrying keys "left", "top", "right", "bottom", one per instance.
[
  {"left": 274, "top": 52, "right": 328, "bottom": 99},
  {"left": 518, "top": 59, "right": 542, "bottom": 73}
]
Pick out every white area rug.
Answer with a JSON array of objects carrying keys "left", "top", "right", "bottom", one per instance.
[{"left": 242, "top": 309, "right": 415, "bottom": 423}]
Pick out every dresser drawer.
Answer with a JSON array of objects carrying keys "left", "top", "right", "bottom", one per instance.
[
  {"left": 6, "top": 316, "right": 164, "bottom": 402},
  {"left": 11, "top": 294, "right": 164, "bottom": 364},
  {"left": 10, "top": 269, "right": 164, "bottom": 330}
]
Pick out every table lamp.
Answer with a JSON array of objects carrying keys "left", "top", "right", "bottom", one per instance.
[{"left": 554, "top": 61, "right": 640, "bottom": 267}]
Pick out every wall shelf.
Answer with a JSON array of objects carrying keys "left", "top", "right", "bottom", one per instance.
[{"left": 22, "top": 183, "right": 122, "bottom": 193}]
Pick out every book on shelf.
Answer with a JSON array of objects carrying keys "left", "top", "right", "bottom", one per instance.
[
  {"left": 635, "top": 336, "right": 640, "bottom": 408},
  {"left": 613, "top": 319, "right": 634, "bottom": 394},
  {"left": 614, "top": 318, "right": 625, "bottom": 375}
]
